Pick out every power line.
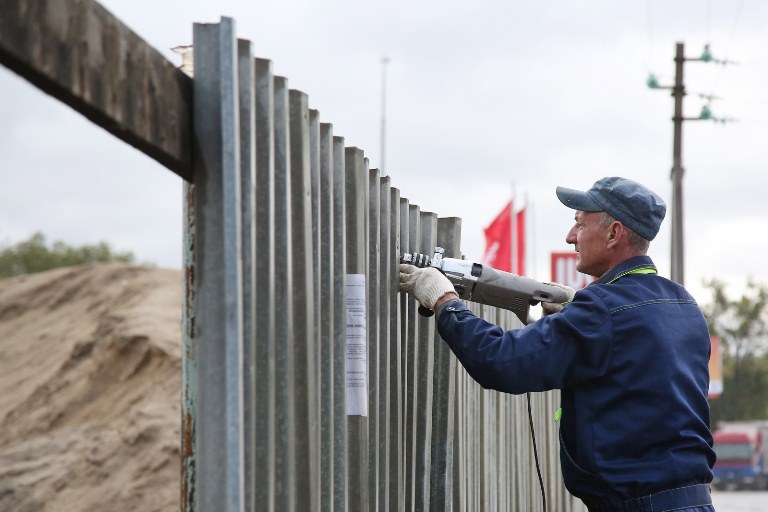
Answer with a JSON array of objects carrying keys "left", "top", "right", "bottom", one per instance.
[{"left": 712, "top": 0, "right": 746, "bottom": 93}]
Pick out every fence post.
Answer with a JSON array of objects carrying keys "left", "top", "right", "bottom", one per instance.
[
  {"left": 345, "top": 147, "right": 369, "bottom": 512},
  {"left": 404, "top": 203, "right": 421, "bottom": 511},
  {"left": 236, "top": 39, "right": 257, "bottom": 512},
  {"left": 317, "top": 119, "right": 335, "bottom": 512},
  {"left": 388, "top": 187, "right": 403, "bottom": 511},
  {"left": 376, "top": 174, "right": 392, "bottom": 511},
  {"left": 272, "top": 74, "right": 296, "bottom": 512},
  {"left": 367, "top": 167, "right": 382, "bottom": 511},
  {"left": 181, "top": 182, "right": 196, "bottom": 512},
  {"left": 252, "top": 56, "right": 276, "bottom": 512},
  {"left": 415, "top": 211, "right": 438, "bottom": 511},
  {"left": 192, "top": 17, "right": 245, "bottom": 512},
  {"left": 288, "top": 89, "right": 320, "bottom": 511},
  {"left": 332, "top": 135, "right": 349, "bottom": 512},
  {"left": 429, "top": 217, "right": 461, "bottom": 510}
]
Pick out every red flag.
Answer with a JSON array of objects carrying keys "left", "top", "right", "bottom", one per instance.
[
  {"left": 515, "top": 207, "right": 526, "bottom": 275},
  {"left": 483, "top": 200, "right": 512, "bottom": 272}
]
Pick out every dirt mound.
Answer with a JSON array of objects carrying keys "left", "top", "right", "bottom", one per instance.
[{"left": 0, "top": 263, "right": 181, "bottom": 512}]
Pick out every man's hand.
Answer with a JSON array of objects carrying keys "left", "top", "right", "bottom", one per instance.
[
  {"left": 541, "top": 282, "right": 576, "bottom": 316},
  {"left": 399, "top": 264, "right": 456, "bottom": 311}
]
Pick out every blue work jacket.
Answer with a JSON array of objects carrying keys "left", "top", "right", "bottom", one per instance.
[{"left": 436, "top": 256, "right": 715, "bottom": 507}]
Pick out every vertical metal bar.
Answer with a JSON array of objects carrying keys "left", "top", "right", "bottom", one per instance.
[
  {"left": 272, "top": 74, "right": 296, "bottom": 512},
  {"left": 192, "top": 17, "right": 244, "bottom": 512},
  {"left": 388, "top": 187, "right": 402, "bottom": 511},
  {"left": 510, "top": 393, "right": 517, "bottom": 512},
  {"left": 468, "top": 374, "right": 473, "bottom": 512},
  {"left": 546, "top": 391, "right": 556, "bottom": 508},
  {"left": 489, "top": 393, "right": 497, "bottom": 512},
  {"left": 516, "top": 388, "right": 527, "bottom": 510},
  {"left": 253, "top": 56, "right": 275, "bottom": 512},
  {"left": 429, "top": 217, "right": 461, "bottom": 511},
  {"left": 398, "top": 198, "right": 410, "bottom": 511},
  {"left": 523, "top": 389, "right": 533, "bottom": 509},
  {"left": 182, "top": 181, "right": 196, "bottom": 512},
  {"left": 397, "top": 197, "right": 412, "bottom": 511},
  {"left": 550, "top": 388, "right": 559, "bottom": 510},
  {"left": 530, "top": 392, "right": 542, "bottom": 511},
  {"left": 415, "top": 211, "right": 437, "bottom": 512},
  {"left": 405, "top": 203, "right": 421, "bottom": 512},
  {"left": 467, "top": 304, "right": 477, "bottom": 512},
  {"left": 367, "top": 167, "right": 381, "bottom": 512},
  {"left": 237, "top": 39, "right": 257, "bottom": 512},
  {"left": 461, "top": 348, "right": 469, "bottom": 512},
  {"left": 345, "top": 146, "right": 369, "bottom": 512},
  {"left": 482, "top": 389, "right": 492, "bottom": 512},
  {"left": 451, "top": 366, "right": 462, "bottom": 512},
  {"left": 470, "top": 355, "right": 481, "bottom": 512},
  {"left": 317, "top": 118, "right": 334, "bottom": 512},
  {"left": 310, "top": 109, "right": 331, "bottom": 512},
  {"left": 377, "top": 175, "right": 391, "bottom": 511},
  {"left": 331, "top": 134, "right": 348, "bottom": 512},
  {"left": 289, "top": 89, "right": 319, "bottom": 511},
  {"left": 461, "top": 371, "right": 469, "bottom": 512},
  {"left": 456, "top": 367, "right": 465, "bottom": 512},
  {"left": 498, "top": 392, "right": 505, "bottom": 512}
]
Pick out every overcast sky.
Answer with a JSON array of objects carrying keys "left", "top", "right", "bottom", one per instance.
[{"left": 1, "top": 0, "right": 766, "bottom": 303}]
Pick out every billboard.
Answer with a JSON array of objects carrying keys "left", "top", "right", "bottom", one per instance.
[{"left": 550, "top": 252, "right": 595, "bottom": 290}]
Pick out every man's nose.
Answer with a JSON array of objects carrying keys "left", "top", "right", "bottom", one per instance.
[{"left": 565, "top": 226, "right": 577, "bottom": 244}]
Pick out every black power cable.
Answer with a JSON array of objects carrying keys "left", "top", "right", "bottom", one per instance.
[{"left": 527, "top": 392, "right": 547, "bottom": 512}]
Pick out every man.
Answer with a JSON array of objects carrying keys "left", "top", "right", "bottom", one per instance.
[{"left": 399, "top": 177, "right": 716, "bottom": 512}]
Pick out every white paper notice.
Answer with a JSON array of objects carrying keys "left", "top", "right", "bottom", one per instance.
[{"left": 345, "top": 273, "right": 368, "bottom": 416}]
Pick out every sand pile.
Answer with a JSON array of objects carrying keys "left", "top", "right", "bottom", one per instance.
[{"left": 0, "top": 263, "right": 182, "bottom": 512}]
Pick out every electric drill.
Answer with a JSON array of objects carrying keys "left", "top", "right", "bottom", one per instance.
[{"left": 401, "top": 247, "right": 570, "bottom": 324}]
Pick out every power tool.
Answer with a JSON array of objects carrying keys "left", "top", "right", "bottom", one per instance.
[{"left": 401, "top": 246, "right": 570, "bottom": 324}]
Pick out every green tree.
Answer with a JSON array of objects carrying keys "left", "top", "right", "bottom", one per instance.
[
  {"left": 0, "top": 232, "right": 135, "bottom": 278},
  {"left": 702, "top": 279, "right": 768, "bottom": 425}
]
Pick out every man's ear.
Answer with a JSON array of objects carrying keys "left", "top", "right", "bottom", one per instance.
[{"left": 606, "top": 221, "right": 623, "bottom": 247}]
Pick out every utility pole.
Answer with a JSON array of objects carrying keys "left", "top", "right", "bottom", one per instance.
[
  {"left": 670, "top": 42, "right": 686, "bottom": 286},
  {"left": 648, "top": 42, "right": 732, "bottom": 285}
]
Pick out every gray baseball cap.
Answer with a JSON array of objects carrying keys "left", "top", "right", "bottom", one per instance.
[{"left": 556, "top": 177, "right": 667, "bottom": 240}]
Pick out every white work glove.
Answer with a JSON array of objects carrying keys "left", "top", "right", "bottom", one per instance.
[
  {"left": 541, "top": 283, "right": 576, "bottom": 316},
  {"left": 399, "top": 264, "right": 456, "bottom": 311}
]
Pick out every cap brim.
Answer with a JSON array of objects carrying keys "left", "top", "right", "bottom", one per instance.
[{"left": 556, "top": 186, "right": 603, "bottom": 212}]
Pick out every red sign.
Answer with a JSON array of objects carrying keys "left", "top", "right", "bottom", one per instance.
[
  {"left": 550, "top": 252, "right": 595, "bottom": 289},
  {"left": 709, "top": 336, "right": 723, "bottom": 399},
  {"left": 515, "top": 207, "right": 526, "bottom": 275}
]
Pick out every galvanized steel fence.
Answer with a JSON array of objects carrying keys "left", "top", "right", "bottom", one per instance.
[
  {"left": 0, "top": 4, "right": 588, "bottom": 511},
  {"left": 181, "top": 17, "right": 586, "bottom": 512}
]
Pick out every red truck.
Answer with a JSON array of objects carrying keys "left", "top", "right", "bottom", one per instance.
[{"left": 712, "top": 422, "right": 768, "bottom": 490}]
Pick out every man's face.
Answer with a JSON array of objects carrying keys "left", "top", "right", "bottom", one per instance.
[{"left": 565, "top": 211, "right": 611, "bottom": 277}]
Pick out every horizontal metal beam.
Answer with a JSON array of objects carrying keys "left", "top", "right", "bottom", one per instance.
[{"left": 0, "top": 0, "right": 193, "bottom": 181}]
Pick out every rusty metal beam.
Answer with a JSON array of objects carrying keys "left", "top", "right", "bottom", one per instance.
[{"left": 0, "top": 0, "right": 193, "bottom": 181}]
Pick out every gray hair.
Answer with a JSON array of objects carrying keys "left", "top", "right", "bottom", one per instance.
[{"left": 599, "top": 212, "right": 650, "bottom": 252}]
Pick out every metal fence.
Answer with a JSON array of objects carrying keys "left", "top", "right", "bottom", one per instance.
[
  {"left": 181, "top": 17, "right": 586, "bottom": 512},
  {"left": 0, "top": 4, "right": 586, "bottom": 510}
]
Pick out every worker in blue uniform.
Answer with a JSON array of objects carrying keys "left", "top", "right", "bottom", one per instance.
[{"left": 399, "top": 177, "right": 716, "bottom": 512}]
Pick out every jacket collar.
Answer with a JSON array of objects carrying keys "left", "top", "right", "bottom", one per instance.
[{"left": 592, "top": 255, "right": 657, "bottom": 286}]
